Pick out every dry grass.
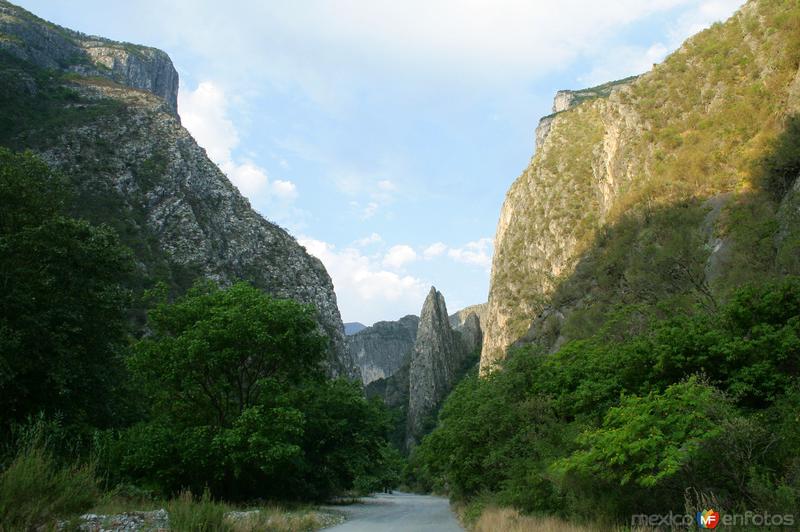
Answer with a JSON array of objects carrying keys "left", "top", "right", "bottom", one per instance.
[
  {"left": 226, "top": 507, "right": 343, "bottom": 531},
  {"left": 471, "top": 506, "right": 656, "bottom": 532}
]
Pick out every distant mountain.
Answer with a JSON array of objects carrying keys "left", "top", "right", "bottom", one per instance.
[
  {"left": 344, "top": 322, "right": 368, "bottom": 335},
  {"left": 347, "top": 316, "right": 419, "bottom": 385}
]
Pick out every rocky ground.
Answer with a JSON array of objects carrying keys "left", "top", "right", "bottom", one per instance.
[{"left": 58, "top": 508, "right": 345, "bottom": 531}]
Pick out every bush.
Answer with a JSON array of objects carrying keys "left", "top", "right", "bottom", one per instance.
[
  {"left": 0, "top": 441, "right": 99, "bottom": 529},
  {"left": 167, "top": 489, "right": 231, "bottom": 532}
]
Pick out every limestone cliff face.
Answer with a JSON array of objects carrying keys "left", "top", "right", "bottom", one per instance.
[
  {"left": 0, "top": 1, "right": 357, "bottom": 378},
  {"left": 0, "top": 1, "right": 178, "bottom": 113},
  {"left": 347, "top": 315, "right": 419, "bottom": 385},
  {"left": 482, "top": 0, "right": 800, "bottom": 372},
  {"left": 406, "top": 288, "right": 471, "bottom": 448}
]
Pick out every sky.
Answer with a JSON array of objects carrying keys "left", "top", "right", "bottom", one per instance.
[{"left": 16, "top": 0, "right": 743, "bottom": 325}]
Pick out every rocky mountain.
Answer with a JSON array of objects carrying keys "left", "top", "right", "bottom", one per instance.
[
  {"left": 448, "top": 303, "right": 487, "bottom": 330},
  {"left": 0, "top": 3, "right": 178, "bottom": 114},
  {"left": 344, "top": 322, "right": 368, "bottom": 335},
  {"left": 347, "top": 315, "right": 419, "bottom": 385},
  {"left": 362, "top": 292, "right": 483, "bottom": 450},
  {"left": 481, "top": 0, "right": 800, "bottom": 372},
  {"left": 0, "top": 0, "right": 358, "bottom": 379},
  {"left": 406, "top": 288, "right": 477, "bottom": 449}
]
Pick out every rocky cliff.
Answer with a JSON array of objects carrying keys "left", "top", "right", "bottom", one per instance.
[
  {"left": 347, "top": 315, "right": 419, "bottom": 385},
  {"left": 0, "top": 1, "right": 178, "bottom": 113},
  {"left": 448, "top": 303, "right": 488, "bottom": 330},
  {"left": 0, "top": 1, "right": 357, "bottom": 378},
  {"left": 406, "top": 288, "right": 476, "bottom": 448},
  {"left": 482, "top": 0, "right": 800, "bottom": 372},
  {"left": 361, "top": 294, "right": 484, "bottom": 450}
]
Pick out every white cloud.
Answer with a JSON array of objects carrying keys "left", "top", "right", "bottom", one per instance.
[
  {"left": 299, "top": 237, "right": 428, "bottom": 324},
  {"left": 383, "top": 244, "right": 417, "bottom": 270},
  {"left": 272, "top": 179, "right": 298, "bottom": 200},
  {"left": 423, "top": 242, "right": 448, "bottom": 259},
  {"left": 579, "top": 42, "right": 670, "bottom": 87},
  {"left": 153, "top": 0, "right": 740, "bottom": 107},
  {"left": 354, "top": 233, "right": 383, "bottom": 247},
  {"left": 361, "top": 201, "right": 379, "bottom": 220},
  {"left": 218, "top": 160, "right": 268, "bottom": 198},
  {"left": 447, "top": 238, "right": 493, "bottom": 270},
  {"left": 670, "top": 0, "right": 744, "bottom": 43},
  {"left": 579, "top": 0, "right": 742, "bottom": 85},
  {"left": 178, "top": 81, "right": 299, "bottom": 203},
  {"left": 178, "top": 81, "right": 238, "bottom": 162}
]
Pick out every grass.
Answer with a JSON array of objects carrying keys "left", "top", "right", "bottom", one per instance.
[
  {"left": 86, "top": 489, "right": 342, "bottom": 532},
  {"left": 465, "top": 506, "right": 657, "bottom": 532},
  {"left": 168, "top": 489, "right": 229, "bottom": 531},
  {"left": 0, "top": 442, "right": 100, "bottom": 530},
  {"left": 0, "top": 440, "right": 340, "bottom": 531}
]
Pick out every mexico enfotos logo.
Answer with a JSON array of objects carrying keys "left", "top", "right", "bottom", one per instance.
[{"left": 632, "top": 510, "right": 796, "bottom": 528}]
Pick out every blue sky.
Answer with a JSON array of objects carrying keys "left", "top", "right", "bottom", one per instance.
[{"left": 17, "top": 0, "right": 743, "bottom": 325}]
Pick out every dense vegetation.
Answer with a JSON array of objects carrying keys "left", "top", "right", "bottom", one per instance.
[
  {"left": 409, "top": 278, "right": 800, "bottom": 525},
  {"left": 0, "top": 149, "right": 398, "bottom": 528}
]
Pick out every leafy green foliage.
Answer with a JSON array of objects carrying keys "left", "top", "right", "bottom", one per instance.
[
  {"left": 99, "top": 282, "right": 391, "bottom": 501},
  {"left": 130, "top": 281, "right": 327, "bottom": 426},
  {"left": 555, "top": 378, "right": 729, "bottom": 488},
  {"left": 411, "top": 278, "right": 800, "bottom": 522},
  {"left": 0, "top": 148, "right": 134, "bottom": 432}
]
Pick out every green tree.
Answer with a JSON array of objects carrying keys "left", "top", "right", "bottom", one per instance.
[
  {"left": 129, "top": 281, "right": 326, "bottom": 427},
  {"left": 554, "top": 377, "right": 730, "bottom": 488},
  {"left": 0, "top": 148, "right": 133, "bottom": 433},
  {"left": 115, "top": 282, "right": 391, "bottom": 501}
]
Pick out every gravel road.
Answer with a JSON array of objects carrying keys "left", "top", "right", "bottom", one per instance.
[{"left": 324, "top": 492, "right": 464, "bottom": 531}]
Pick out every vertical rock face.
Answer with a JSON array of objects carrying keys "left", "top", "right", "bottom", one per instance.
[
  {"left": 552, "top": 91, "right": 575, "bottom": 113},
  {"left": 347, "top": 315, "right": 419, "bottom": 385},
  {"left": 363, "top": 294, "right": 484, "bottom": 451},
  {"left": 406, "top": 288, "right": 469, "bottom": 449},
  {"left": 448, "top": 303, "right": 488, "bottom": 330},
  {"left": 481, "top": 0, "right": 800, "bottom": 373},
  {"left": 456, "top": 313, "right": 483, "bottom": 356},
  {"left": 0, "top": 1, "right": 179, "bottom": 113},
  {"left": 0, "top": 0, "right": 358, "bottom": 378}
]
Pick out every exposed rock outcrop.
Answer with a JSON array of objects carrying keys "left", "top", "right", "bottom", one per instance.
[
  {"left": 481, "top": 0, "right": 800, "bottom": 373},
  {"left": 0, "top": 1, "right": 179, "bottom": 113},
  {"left": 406, "top": 288, "right": 473, "bottom": 449},
  {"left": 448, "top": 303, "right": 488, "bottom": 330},
  {"left": 347, "top": 315, "right": 419, "bottom": 385},
  {"left": 362, "top": 294, "right": 484, "bottom": 451},
  {"left": 456, "top": 313, "right": 483, "bottom": 356},
  {"left": 0, "top": 1, "right": 357, "bottom": 379}
]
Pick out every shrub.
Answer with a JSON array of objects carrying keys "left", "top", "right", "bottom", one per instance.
[
  {"left": 167, "top": 489, "right": 231, "bottom": 532},
  {"left": 0, "top": 442, "right": 99, "bottom": 529}
]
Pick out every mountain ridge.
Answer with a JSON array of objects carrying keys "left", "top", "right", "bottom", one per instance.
[
  {"left": 481, "top": 0, "right": 800, "bottom": 372},
  {"left": 0, "top": 0, "right": 359, "bottom": 379}
]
